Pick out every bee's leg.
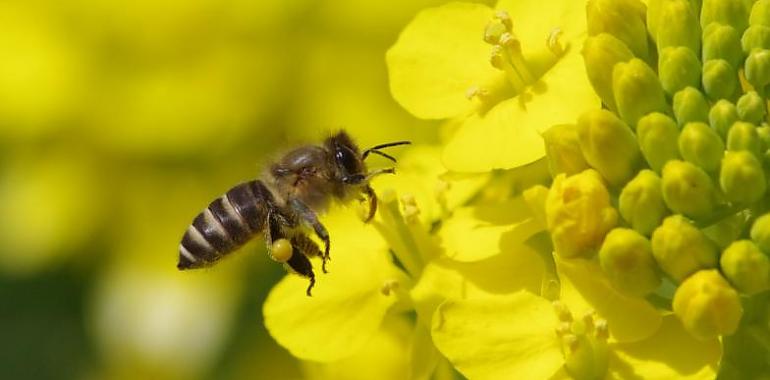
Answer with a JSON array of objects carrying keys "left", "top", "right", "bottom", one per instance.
[
  {"left": 289, "top": 199, "right": 331, "bottom": 273},
  {"left": 363, "top": 185, "right": 377, "bottom": 222},
  {"left": 292, "top": 234, "right": 323, "bottom": 258},
  {"left": 285, "top": 244, "right": 316, "bottom": 296}
]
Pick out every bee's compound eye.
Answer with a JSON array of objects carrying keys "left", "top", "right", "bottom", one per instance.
[
  {"left": 270, "top": 239, "right": 293, "bottom": 263},
  {"left": 335, "top": 147, "right": 359, "bottom": 175}
]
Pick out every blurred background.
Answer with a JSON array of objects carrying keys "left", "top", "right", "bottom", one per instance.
[{"left": 0, "top": 0, "right": 474, "bottom": 378}]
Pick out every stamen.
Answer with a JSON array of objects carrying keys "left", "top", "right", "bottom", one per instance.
[
  {"left": 499, "top": 32, "right": 536, "bottom": 85},
  {"left": 547, "top": 27, "right": 565, "bottom": 56},
  {"left": 553, "top": 301, "right": 573, "bottom": 322},
  {"left": 380, "top": 279, "right": 401, "bottom": 296},
  {"left": 491, "top": 45, "right": 526, "bottom": 93}
]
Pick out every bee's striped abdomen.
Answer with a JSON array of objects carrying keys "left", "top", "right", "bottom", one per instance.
[{"left": 178, "top": 180, "right": 273, "bottom": 270}]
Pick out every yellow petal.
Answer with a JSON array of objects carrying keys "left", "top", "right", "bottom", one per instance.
[
  {"left": 609, "top": 315, "right": 721, "bottom": 379},
  {"left": 386, "top": 2, "right": 504, "bottom": 119},
  {"left": 372, "top": 145, "right": 489, "bottom": 225},
  {"left": 263, "top": 210, "right": 405, "bottom": 362},
  {"left": 556, "top": 256, "right": 663, "bottom": 343},
  {"left": 410, "top": 248, "right": 544, "bottom": 325},
  {"left": 303, "top": 315, "right": 413, "bottom": 380},
  {"left": 431, "top": 292, "right": 563, "bottom": 379},
  {"left": 442, "top": 50, "right": 599, "bottom": 173},
  {"left": 439, "top": 198, "right": 541, "bottom": 262}
]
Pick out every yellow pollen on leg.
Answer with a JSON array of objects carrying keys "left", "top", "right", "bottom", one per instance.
[{"left": 270, "top": 238, "right": 293, "bottom": 263}]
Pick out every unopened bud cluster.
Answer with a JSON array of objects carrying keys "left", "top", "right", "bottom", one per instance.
[{"left": 544, "top": 0, "right": 770, "bottom": 340}]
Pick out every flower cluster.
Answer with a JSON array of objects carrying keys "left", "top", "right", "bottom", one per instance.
[{"left": 262, "top": 0, "right": 770, "bottom": 379}]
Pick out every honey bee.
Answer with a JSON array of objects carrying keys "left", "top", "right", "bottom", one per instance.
[{"left": 177, "top": 131, "right": 409, "bottom": 295}]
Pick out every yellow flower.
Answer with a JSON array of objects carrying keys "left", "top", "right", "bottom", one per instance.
[{"left": 386, "top": 0, "right": 598, "bottom": 172}]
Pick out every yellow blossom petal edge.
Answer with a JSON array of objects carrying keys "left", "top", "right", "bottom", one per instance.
[
  {"left": 386, "top": 2, "right": 504, "bottom": 119},
  {"left": 263, "top": 210, "right": 405, "bottom": 362},
  {"left": 442, "top": 50, "right": 599, "bottom": 173},
  {"left": 556, "top": 256, "right": 663, "bottom": 343},
  {"left": 431, "top": 291, "right": 563, "bottom": 380},
  {"left": 439, "top": 197, "right": 541, "bottom": 262},
  {"left": 609, "top": 315, "right": 721, "bottom": 380}
]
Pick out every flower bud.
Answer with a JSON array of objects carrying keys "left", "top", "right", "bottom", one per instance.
[
  {"left": 673, "top": 269, "right": 743, "bottom": 340},
  {"left": 543, "top": 124, "right": 590, "bottom": 177},
  {"left": 636, "top": 112, "right": 681, "bottom": 172},
  {"left": 673, "top": 87, "right": 710, "bottom": 125},
  {"left": 678, "top": 122, "right": 725, "bottom": 172},
  {"left": 576, "top": 109, "right": 642, "bottom": 187},
  {"left": 657, "top": 0, "right": 702, "bottom": 53},
  {"left": 613, "top": 59, "right": 670, "bottom": 128},
  {"left": 599, "top": 228, "right": 661, "bottom": 296},
  {"left": 750, "top": 0, "right": 770, "bottom": 27},
  {"left": 741, "top": 25, "right": 770, "bottom": 54},
  {"left": 659, "top": 46, "right": 703, "bottom": 96},
  {"left": 701, "top": 0, "right": 749, "bottom": 33},
  {"left": 720, "top": 240, "right": 770, "bottom": 294},
  {"left": 726, "top": 121, "right": 761, "bottom": 155},
  {"left": 587, "top": 0, "right": 650, "bottom": 61},
  {"left": 582, "top": 34, "right": 635, "bottom": 111},
  {"left": 546, "top": 170, "right": 618, "bottom": 259},
  {"left": 702, "top": 59, "right": 739, "bottom": 100},
  {"left": 661, "top": 160, "right": 718, "bottom": 219},
  {"left": 619, "top": 170, "right": 668, "bottom": 236},
  {"left": 751, "top": 213, "right": 770, "bottom": 252},
  {"left": 703, "top": 23, "right": 744, "bottom": 69},
  {"left": 737, "top": 91, "right": 767, "bottom": 124},
  {"left": 720, "top": 150, "right": 767, "bottom": 204},
  {"left": 709, "top": 99, "right": 740, "bottom": 138},
  {"left": 758, "top": 124, "right": 770, "bottom": 152},
  {"left": 745, "top": 49, "right": 770, "bottom": 96},
  {"left": 652, "top": 215, "right": 719, "bottom": 281}
]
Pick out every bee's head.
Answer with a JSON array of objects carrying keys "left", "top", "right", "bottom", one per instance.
[{"left": 326, "top": 130, "right": 366, "bottom": 180}]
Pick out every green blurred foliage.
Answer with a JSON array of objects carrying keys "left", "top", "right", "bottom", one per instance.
[{"left": 0, "top": 0, "right": 454, "bottom": 378}]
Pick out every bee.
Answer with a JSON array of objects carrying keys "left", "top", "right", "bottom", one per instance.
[{"left": 177, "top": 131, "right": 409, "bottom": 295}]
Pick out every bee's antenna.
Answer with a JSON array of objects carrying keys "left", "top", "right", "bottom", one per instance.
[{"left": 362, "top": 141, "right": 411, "bottom": 160}]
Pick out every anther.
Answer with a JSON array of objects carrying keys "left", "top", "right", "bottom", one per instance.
[
  {"left": 553, "top": 301, "right": 573, "bottom": 322},
  {"left": 494, "top": 10, "right": 512, "bottom": 30},
  {"left": 547, "top": 28, "right": 564, "bottom": 56},
  {"left": 380, "top": 279, "right": 400, "bottom": 296},
  {"left": 595, "top": 319, "right": 609, "bottom": 340},
  {"left": 562, "top": 334, "right": 580, "bottom": 353}
]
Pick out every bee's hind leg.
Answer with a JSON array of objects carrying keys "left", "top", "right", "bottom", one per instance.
[
  {"left": 289, "top": 199, "right": 331, "bottom": 273},
  {"left": 265, "top": 209, "right": 316, "bottom": 296},
  {"left": 285, "top": 245, "right": 316, "bottom": 296}
]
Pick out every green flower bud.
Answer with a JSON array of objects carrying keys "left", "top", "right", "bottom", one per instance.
[
  {"left": 619, "top": 170, "right": 669, "bottom": 236},
  {"left": 727, "top": 121, "right": 761, "bottom": 155},
  {"left": 652, "top": 215, "right": 719, "bottom": 281},
  {"left": 582, "top": 34, "right": 635, "bottom": 112},
  {"left": 757, "top": 124, "right": 770, "bottom": 152},
  {"left": 599, "top": 228, "right": 661, "bottom": 296},
  {"left": 745, "top": 49, "right": 770, "bottom": 96},
  {"left": 720, "top": 150, "right": 767, "bottom": 203},
  {"left": 543, "top": 124, "right": 590, "bottom": 177},
  {"left": 737, "top": 91, "right": 768, "bottom": 123},
  {"left": 702, "top": 59, "right": 739, "bottom": 100},
  {"left": 546, "top": 170, "right": 619, "bottom": 258},
  {"left": 657, "top": 0, "right": 702, "bottom": 53},
  {"left": 709, "top": 99, "right": 740, "bottom": 138},
  {"left": 673, "top": 269, "right": 743, "bottom": 340},
  {"left": 637, "top": 112, "right": 682, "bottom": 172},
  {"left": 679, "top": 122, "right": 725, "bottom": 172},
  {"left": 661, "top": 160, "right": 717, "bottom": 219},
  {"left": 751, "top": 213, "right": 770, "bottom": 252},
  {"left": 720, "top": 240, "right": 770, "bottom": 294},
  {"left": 741, "top": 25, "right": 770, "bottom": 53},
  {"left": 750, "top": 0, "right": 770, "bottom": 26},
  {"left": 701, "top": 0, "right": 749, "bottom": 33},
  {"left": 673, "top": 87, "right": 710, "bottom": 125},
  {"left": 587, "top": 0, "right": 650, "bottom": 61},
  {"left": 613, "top": 59, "right": 670, "bottom": 128},
  {"left": 576, "top": 109, "right": 643, "bottom": 187},
  {"left": 659, "top": 47, "right": 703, "bottom": 96},
  {"left": 703, "top": 23, "right": 744, "bottom": 68}
]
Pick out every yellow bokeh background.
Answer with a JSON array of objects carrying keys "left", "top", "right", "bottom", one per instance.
[{"left": 0, "top": 0, "right": 459, "bottom": 378}]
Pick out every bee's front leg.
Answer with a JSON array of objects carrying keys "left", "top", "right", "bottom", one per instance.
[{"left": 288, "top": 199, "right": 330, "bottom": 273}]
